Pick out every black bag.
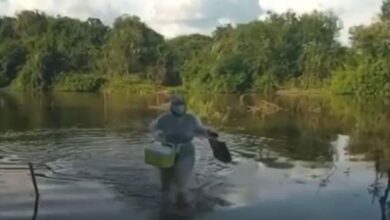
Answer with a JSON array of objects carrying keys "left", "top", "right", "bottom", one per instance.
[{"left": 208, "top": 138, "right": 232, "bottom": 163}]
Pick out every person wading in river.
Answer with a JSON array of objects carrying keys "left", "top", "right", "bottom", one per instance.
[{"left": 149, "top": 95, "right": 217, "bottom": 208}]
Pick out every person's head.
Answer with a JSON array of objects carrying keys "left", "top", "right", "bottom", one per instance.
[{"left": 170, "top": 95, "right": 186, "bottom": 117}]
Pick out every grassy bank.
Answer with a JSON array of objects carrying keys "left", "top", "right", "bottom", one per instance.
[
  {"left": 51, "top": 74, "right": 184, "bottom": 94},
  {"left": 275, "top": 88, "right": 331, "bottom": 97}
]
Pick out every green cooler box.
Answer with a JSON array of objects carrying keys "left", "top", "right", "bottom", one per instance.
[{"left": 145, "top": 145, "right": 176, "bottom": 168}]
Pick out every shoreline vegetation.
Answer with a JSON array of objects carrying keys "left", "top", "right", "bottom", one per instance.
[{"left": 0, "top": 1, "right": 389, "bottom": 96}]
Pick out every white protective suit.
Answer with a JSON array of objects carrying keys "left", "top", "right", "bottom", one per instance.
[{"left": 149, "top": 95, "right": 210, "bottom": 205}]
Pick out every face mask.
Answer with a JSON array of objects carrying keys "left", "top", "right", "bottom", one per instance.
[{"left": 171, "top": 104, "right": 186, "bottom": 116}]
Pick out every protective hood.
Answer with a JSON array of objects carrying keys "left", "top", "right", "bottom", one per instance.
[{"left": 170, "top": 95, "right": 187, "bottom": 117}]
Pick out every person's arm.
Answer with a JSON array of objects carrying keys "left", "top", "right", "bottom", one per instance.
[
  {"left": 149, "top": 117, "right": 165, "bottom": 142},
  {"left": 193, "top": 115, "right": 218, "bottom": 139}
]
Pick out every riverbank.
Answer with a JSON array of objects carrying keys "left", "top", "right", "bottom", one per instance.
[
  {"left": 3, "top": 74, "right": 185, "bottom": 95},
  {"left": 1, "top": 73, "right": 385, "bottom": 99},
  {"left": 275, "top": 88, "right": 330, "bottom": 97}
]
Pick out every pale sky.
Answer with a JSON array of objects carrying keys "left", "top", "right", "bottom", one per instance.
[{"left": 0, "top": 0, "right": 383, "bottom": 43}]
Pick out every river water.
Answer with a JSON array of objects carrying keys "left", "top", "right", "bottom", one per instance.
[{"left": 1, "top": 92, "right": 390, "bottom": 220}]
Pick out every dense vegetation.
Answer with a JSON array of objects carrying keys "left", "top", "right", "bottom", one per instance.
[{"left": 0, "top": 1, "right": 389, "bottom": 95}]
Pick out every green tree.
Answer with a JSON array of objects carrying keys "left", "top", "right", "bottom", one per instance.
[
  {"left": 331, "top": 0, "right": 390, "bottom": 96},
  {"left": 181, "top": 11, "right": 342, "bottom": 92},
  {"left": 381, "top": 0, "right": 390, "bottom": 22},
  {"left": 0, "top": 41, "right": 27, "bottom": 86},
  {"left": 0, "top": 6, "right": 387, "bottom": 94},
  {"left": 0, "top": 17, "right": 17, "bottom": 39},
  {"left": 12, "top": 45, "right": 65, "bottom": 90},
  {"left": 1, "top": 11, "right": 109, "bottom": 90},
  {"left": 167, "top": 34, "right": 211, "bottom": 74},
  {"left": 101, "top": 15, "right": 164, "bottom": 77},
  {"left": 15, "top": 10, "right": 48, "bottom": 38},
  {"left": 350, "top": 22, "right": 390, "bottom": 58}
]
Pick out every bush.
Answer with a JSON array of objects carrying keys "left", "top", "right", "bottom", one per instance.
[
  {"left": 102, "top": 75, "right": 156, "bottom": 94},
  {"left": 0, "top": 74, "right": 9, "bottom": 87},
  {"left": 10, "top": 57, "right": 41, "bottom": 90},
  {"left": 253, "top": 72, "right": 278, "bottom": 94},
  {"left": 54, "top": 73, "right": 106, "bottom": 92},
  {"left": 330, "top": 57, "right": 390, "bottom": 96}
]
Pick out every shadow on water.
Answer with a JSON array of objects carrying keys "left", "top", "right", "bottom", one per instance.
[{"left": 2, "top": 91, "right": 390, "bottom": 219}]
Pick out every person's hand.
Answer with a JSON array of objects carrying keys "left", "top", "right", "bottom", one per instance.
[
  {"left": 207, "top": 129, "right": 219, "bottom": 139},
  {"left": 153, "top": 130, "right": 165, "bottom": 142}
]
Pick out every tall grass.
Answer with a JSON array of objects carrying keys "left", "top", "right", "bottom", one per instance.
[{"left": 330, "top": 57, "right": 390, "bottom": 96}]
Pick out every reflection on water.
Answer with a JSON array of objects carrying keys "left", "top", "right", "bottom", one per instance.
[
  {"left": 1, "top": 92, "right": 390, "bottom": 220},
  {"left": 369, "top": 149, "right": 390, "bottom": 220}
]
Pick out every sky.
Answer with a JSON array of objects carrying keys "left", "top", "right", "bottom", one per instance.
[{"left": 0, "top": 0, "right": 384, "bottom": 43}]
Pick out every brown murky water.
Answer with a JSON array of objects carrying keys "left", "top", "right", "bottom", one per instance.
[{"left": 1, "top": 92, "right": 390, "bottom": 220}]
